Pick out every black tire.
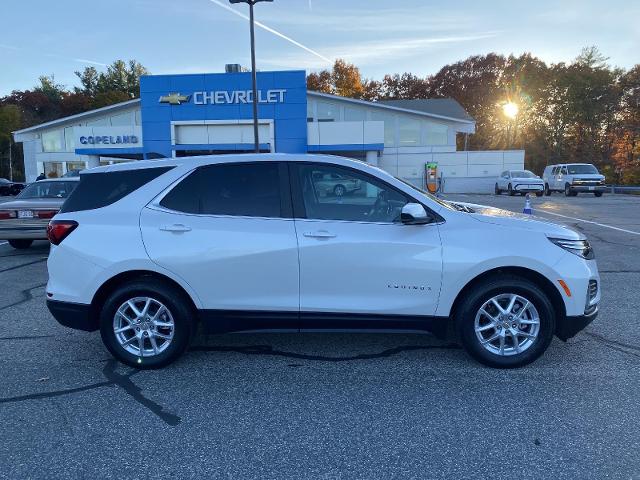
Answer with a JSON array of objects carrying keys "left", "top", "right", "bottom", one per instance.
[
  {"left": 535, "top": 191, "right": 543, "bottom": 197},
  {"left": 594, "top": 192, "right": 603, "bottom": 197},
  {"left": 495, "top": 183, "right": 501, "bottom": 195},
  {"left": 564, "top": 183, "right": 574, "bottom": 197},
  {"left": 99, "top": 279, "right": 195, "bottom": 369},
  {"left": 333, "top": 184, "right": 346, "bottom": 197},
  {"left": 544, "top": 184, "right": 551, "bottom": 196},
  {"left": 455, "top": 275, "right": 556, "bottom": 368},
  {"left": 508, "top": 184, "right": 515, "bottom": 196},
  {"left": 8, "top": 239, "right": 33, "bottom": 249}
]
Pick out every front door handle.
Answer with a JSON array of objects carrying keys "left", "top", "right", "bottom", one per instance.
[
  {"left": 303, "top": 230, "right": 336, "bottom": 239},
  {"left": 160, "top": 224, "right": 192, "bottom": 233}
]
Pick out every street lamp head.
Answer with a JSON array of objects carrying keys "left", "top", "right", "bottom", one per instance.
[{"left": 503, "top": 102, "right": 519, "bottom": 120}]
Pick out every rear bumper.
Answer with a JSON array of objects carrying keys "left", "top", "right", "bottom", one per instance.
[
  {"left": 46, "top": 299, "right": 98, "bottom": 332},
  {"left": 556, "top": 308, "right": 598, "bottom": 341},
  {"left": 0, "top": 224, "right": 48, "bottom": 240}
]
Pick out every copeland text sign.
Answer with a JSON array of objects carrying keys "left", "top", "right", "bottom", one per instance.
[{"left": 74, "top": 126, "right": 142, "bottom": 150}]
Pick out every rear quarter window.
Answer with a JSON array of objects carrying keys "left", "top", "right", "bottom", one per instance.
[{"left": 60, "top": 166, "right": 174, "bottom": 213}]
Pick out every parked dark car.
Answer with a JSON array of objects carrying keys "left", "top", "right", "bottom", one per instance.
[{"left": 0, "top": 178, "right": 26, "bottom": 196}]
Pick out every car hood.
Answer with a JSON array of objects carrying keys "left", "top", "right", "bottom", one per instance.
[
  {"left": 453, "top": 202, "right": 582, "bottom": 240},
  {"left": 572, "top": 174, "right": 605, "bottom": 181},
  {"left": 0, "top": 198, "right": 66, "bottom": 210}
]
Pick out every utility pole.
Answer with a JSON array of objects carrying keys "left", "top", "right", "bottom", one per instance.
[{"left": 229, "top": 0, "right": 274, "bottom": 153}]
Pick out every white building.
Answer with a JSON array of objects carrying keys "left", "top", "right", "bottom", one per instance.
[{"left": 13, "top": 70, "right": 523, "bottom": 193}]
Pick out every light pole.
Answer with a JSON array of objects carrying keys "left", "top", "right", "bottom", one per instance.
[{"left": 229, "top": 0, "right": 273, "bottom": 153}]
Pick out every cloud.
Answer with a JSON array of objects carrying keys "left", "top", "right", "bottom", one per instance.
[
  {"left": 208, "top": 0, "right": 332, "bottom": 65},
  {"left": 0, "top": 43, "right": 107, "bottom": 66},
  {"left": 260, "top": 32, "right": 501, "bottom": 70}
]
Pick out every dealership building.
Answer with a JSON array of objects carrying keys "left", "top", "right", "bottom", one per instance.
[{"left": 13, "top": 69, "right": 523, "bottom": 192}]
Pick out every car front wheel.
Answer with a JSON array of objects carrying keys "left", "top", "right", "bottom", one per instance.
[
  {"left": 99, "top": 279, "right": 195, "bottom": 369},
  {"left": 544, "top": 184, "right": 551, "bottom": 196},
  {"left": 508, "top": 184, "right": 515, "bottom": 196},
  {"left": 455, "top": 275, "right": 555, "bottom": 368}
]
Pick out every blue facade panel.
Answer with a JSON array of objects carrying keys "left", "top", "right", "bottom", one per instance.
[{"left": 139, "top": 70, "right": 308, "bottom": 157}]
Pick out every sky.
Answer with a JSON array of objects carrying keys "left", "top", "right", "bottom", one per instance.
[{"left": 1, "top": 0, "right": 639, "bottom": 95}]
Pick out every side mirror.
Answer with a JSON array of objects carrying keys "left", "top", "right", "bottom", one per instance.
[{"left": 401, "top": 203, "right": 430, "bottom": 225}]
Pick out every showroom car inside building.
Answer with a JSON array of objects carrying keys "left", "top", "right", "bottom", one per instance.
[{"left": 13, "top": 68, "right": 523, "bottom": 193}]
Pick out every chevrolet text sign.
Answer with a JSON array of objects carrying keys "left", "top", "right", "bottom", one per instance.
[{"left": 193, "top": 89, "right": 286, "bottom": 105}]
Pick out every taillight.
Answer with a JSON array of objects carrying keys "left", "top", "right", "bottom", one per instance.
[
  {"left": 36, "top": 210, "right": 58, "bottom": 219},
  {"left": 47, "top": 220, "right": 78, "bottom": 245},
  {"left": 0, "top": 210, "right": 16, "bottom": 220}
]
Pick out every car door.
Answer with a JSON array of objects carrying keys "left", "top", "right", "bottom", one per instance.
[
  {"left": 140, "top": 161, "right": 300, "bottom": 328},
  {"left": 290, "top": 162, "right": 443, "bottom": 325}
]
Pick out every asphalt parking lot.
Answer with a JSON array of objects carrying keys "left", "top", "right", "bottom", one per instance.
[{"left": 1, "top": 192, "right": 639, "bottom": 479}]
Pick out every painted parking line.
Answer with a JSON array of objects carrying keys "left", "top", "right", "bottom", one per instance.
[{"left": 537, "top": 209, "right": 640, "bottom": 236}]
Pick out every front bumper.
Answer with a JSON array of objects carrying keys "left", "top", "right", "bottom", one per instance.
[
  {"left": 569, "top": 184, "right": 607, "bottom": 193},
  {"left": 514, "top": 183, "right": 544, "bottom": 192},
  {"left": 46, "top": 299, "right": 98, "bottom": 332},
  {"left": 556, "top": 307, "right": 598, "bottom": 341}
]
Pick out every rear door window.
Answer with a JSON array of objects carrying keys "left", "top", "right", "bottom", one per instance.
[
  {"left": 60, "top": 167, "right": 174, "bottom": 213},
  {"left": 160, "top": 162, "right": 284, "bottom": 218}
]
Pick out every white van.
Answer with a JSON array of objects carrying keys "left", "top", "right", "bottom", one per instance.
[{"left": 542, "top": 163, "right": 606, "bottom": 197}]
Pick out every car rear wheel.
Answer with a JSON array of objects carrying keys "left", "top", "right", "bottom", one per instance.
[
  {"left": 99, "top": 279, "right": 195, "bottom": 369},
  {"left": 495, "top": 184, "right": 501, "bottom": 195},
  {"left": 455, "top": 275, "right": 555, "bottom": 368},
  {"left": 594, "top": 192, "right": 603, "bottom": 197},
  {"left": 544, "top": 184, "right": 551, "bottom": 196},
  {"left": 8, "top": 239, "right": 33, "bottom": 249}
]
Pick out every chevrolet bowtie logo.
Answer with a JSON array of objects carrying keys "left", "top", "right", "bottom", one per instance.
[{"left": 158, "top": 93, "right": 191, "bottom": 105}]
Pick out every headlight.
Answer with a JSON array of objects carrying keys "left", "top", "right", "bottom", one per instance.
[{"left": 548, "top": 237, "right": 595, "bottom": 260}]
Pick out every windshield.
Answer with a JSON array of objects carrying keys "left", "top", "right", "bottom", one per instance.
[
  {"left": 17, "top": 181, "right": 78, "bottom": 199},
  {"left": 511, "top": 170, "right": 536, "bottom": 178},
  {"left": 567, "top": 164, "right": 598, "bottom": 174}
]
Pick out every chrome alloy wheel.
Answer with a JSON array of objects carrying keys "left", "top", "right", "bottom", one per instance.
[
  {"left": 113, "top": 297, "right": 175, "bottom": 357},
  {"left": 474, "top": 293, "right": 540, "bottom": 356}
]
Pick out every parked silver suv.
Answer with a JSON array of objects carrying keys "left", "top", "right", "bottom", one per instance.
[{"left": 542, "top": 163, "right": 606, "bottom": 197}]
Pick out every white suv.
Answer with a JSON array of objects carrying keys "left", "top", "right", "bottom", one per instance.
[{"left": 46, "top": 154, "right": 600, "bottom": 369}]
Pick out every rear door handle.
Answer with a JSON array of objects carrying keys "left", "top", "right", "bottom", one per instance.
[
  {"left": 160, "top": 224, "right": 192, "bottom": 233},
  {"left": 303, "top": 230, "right": 336, "bottom": 239}
]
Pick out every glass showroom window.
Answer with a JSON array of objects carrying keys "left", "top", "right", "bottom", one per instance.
[
  {"left": 399, "top": 117, "right": 421, "bottom": 146},
  {"left": 66, "top": 161, "right": 86, "bottom": 174},
  {"left": 110, "top": 112, "right": 132, "bottom": 126},
  {"left": 344, "top": 106, "right": 367, "bottom": 122},
  {"left": 42, "top": 129, "right": 63, "bottom": 152},
  {"left": 44, "top": 162, "right": 64, "bottom": 178},
  {"left": 370, "top": 111, "right": 396, "bottom": 147},
  {"left": 425, "top": 122, "right": 449, "bottom": 145},
  {"left": 64, "top": 127, "right": 75, "bottom": 152},
  {"left": 317, "top": 101, "right": 339, "bottom": 122}
]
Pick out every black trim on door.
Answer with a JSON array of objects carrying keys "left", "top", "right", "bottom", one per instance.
[
  {"left": 277, "top": 162, "right": 294, "bottom": 218},
  {"left": 198, "top": 309, "right": 449, "bottom": 338}
]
